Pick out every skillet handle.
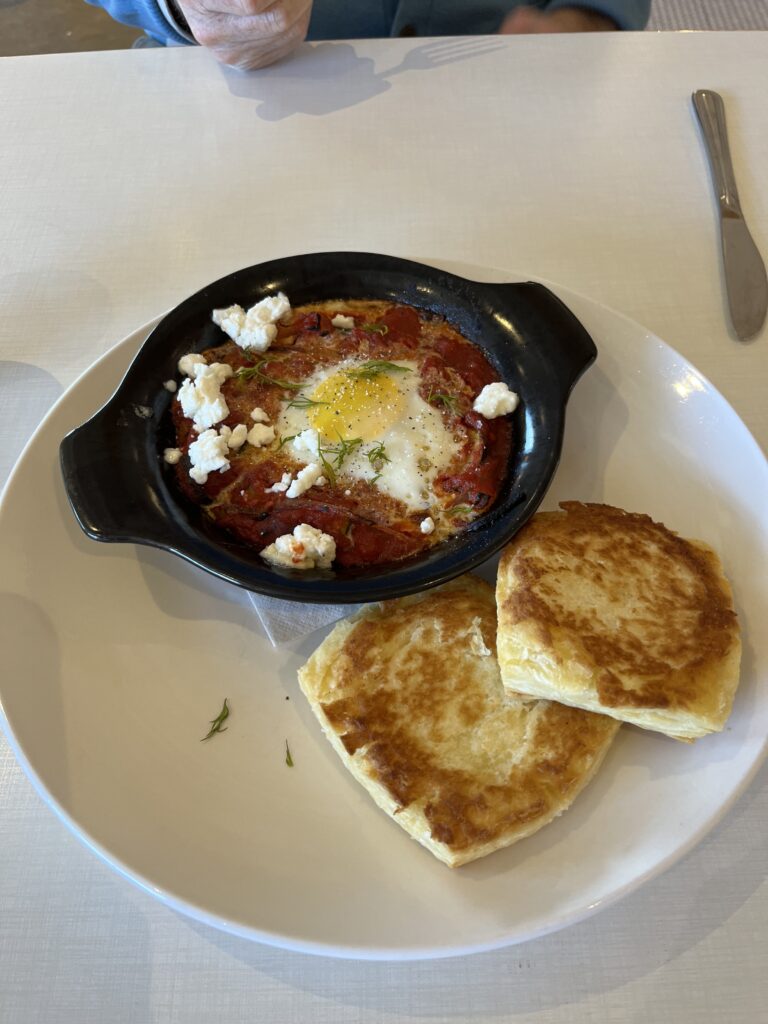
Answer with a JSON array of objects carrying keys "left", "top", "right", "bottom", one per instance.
[
  {"left": 60, "top": 408, "right": 176, "bottom": 549},
  {"left": 491, "top": 281, "right": 597, "bottom": 396}
]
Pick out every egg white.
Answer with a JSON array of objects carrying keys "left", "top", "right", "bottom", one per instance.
[{"left": 276, "top": 360, "right": 459, "bottom": 512}]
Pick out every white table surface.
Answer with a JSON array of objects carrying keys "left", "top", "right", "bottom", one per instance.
[{"left": 1, "top": 30, "right": 766, "bottom": 1023}]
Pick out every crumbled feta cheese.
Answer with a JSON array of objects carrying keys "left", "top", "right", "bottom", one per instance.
[
  {"left": 247, "top": 422, "right": 276, "bottom": 447},
  {"left": 163, "top": 379, "right": 177, "bottom": 393},
  {"left": 331, "top": 314, "right": 355, "bottom": 329},
  {"left": 291, "top": 427, "right": 320, "bottom": 463},
  {"left": 188, "top": 429, "right": 231, "bottom": 484},
  {"left": 194, "top": 361, "right": 233, "bottom": 385},
  {"left": 244, "top": 322, "right": 278, "bottom": 351},
  {"left": 420, "top": 516, "right": 435, "bottom": 534},
  {"left": 178, "top": 352, "right": 207, "bottom": 378},
  {"left": 211, "top": 305, "right": 246, "bottom": 342},
  {"left": 227, "top": 423, "right": 248, "bottom": 449},
  {"left": 261, "top": 523, "right": 336, "bottom": 570},
  {"left": 472, "top": 382, "right": 519, "bottom": 419},
  {"left": 163, "top": 447, "right": 182, "bottom": 465},
  {"left": 178, "top": 362, "right": 233, "bottom": 431},
  {"left": 249, "top": 292, "right": 291, "bottom": 324},
  {"left": 212, "top": 292, "right": 291, "bottom": 353},
  {"left": 216, "top": 423, "right": 246, "bottom": 450},
  {"left": 265, "top": 472, "right": 293, "bottom": 494},
  {"left": 286, "top": 462, "right": 325, "bottom": 499},
  {"left": 250, "top": 406, "right": 270, "bottom": 423},
  {"left": 344, "top": 489, "right": 352, "bottom": 497}
]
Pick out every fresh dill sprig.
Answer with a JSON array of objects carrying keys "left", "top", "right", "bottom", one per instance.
[
  {"left": 235, "top": 359, "right": 304, "bottom": 391},
  {"left": 366, "top": 441, "right": 390, "bottom": 464},
  {"left": 201, "top": 698, "right": 230, "bottom": 741},
  {"left": 428, "top": 390, "right": 459, "bottom": 413},
  {"left": 366, "top": 441, "right": 390, "bottom": 471},
  {"left": 345, "top": 360, "right": 410, "bottom": 380},
  {"left": 360, "top": 323, "right": 389, "bottom": 335},
  {"left": 325, "top": 436, "right": 364, "bottom": 467},
  {"left": 317, "top": 450, "right": 337, "bottom": 486},
  {"left": 315, "top": 434, "right": 364, "bottom": 485},
  {"left": 276, "top": 433, "right": 297, "bottom": 451},
  {"left": 286, "top": 395, "right": 329, "bottom": 410},
  {"left": 285, "top": 741, "right": 294, "bottom": 767}
]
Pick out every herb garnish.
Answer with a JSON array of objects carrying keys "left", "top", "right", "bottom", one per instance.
[
  {"left": 323, "top": 435, "right": 364, "bottom": 468},
  {"left": 285, "top": 741, "right": 294, "bottom": 767},
  {"left": 201, "top": 698, "right": 230, "bottom": 741},
  {"left": 366, "top": 441, "right": 390, "bottom": 477},
  {"left": 317, "top": 450, "right": 337, "bottom": 486},
  {"left": 276, "top": 433, "right": 297, "bottom": 450},
  {"left": 314, "top": 434, "right": 364, "bottom": 485},
  {"left": 366, "top": 441, "right": 390, "bottom": 465},
  {"left": 346, "top": 360, "right": 410, "bottom": 380},
  {"left": 235, "top": 359, "right": 304, "bottom": 391},
  {"left": 428, "top": 391, "right": 459, "bottom": 413},
  {"left": 286, "top": 395, "right": 329, "bottom": 410},
  {"left": 361, "top": 323, "right": 389, "bottom": 335}
]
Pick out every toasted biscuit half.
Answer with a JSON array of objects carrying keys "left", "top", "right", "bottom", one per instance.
[
  {"left": 496, "top": 502, "right": 741, "bottom": 741},
  {"left": 298, "top": 576, "right": 619, "bottom": 867}
]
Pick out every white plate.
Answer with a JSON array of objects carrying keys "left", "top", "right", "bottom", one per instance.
[{"left": 1, "top": 261, "right": 766, "bottom": 961}]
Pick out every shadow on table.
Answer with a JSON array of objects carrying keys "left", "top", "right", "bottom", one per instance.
[
  {"left": 188, "top": 752, "right": 768, "bottom": 1016},
  {"left": 221, "top": 38, "right": 505, "bottom": 121}
]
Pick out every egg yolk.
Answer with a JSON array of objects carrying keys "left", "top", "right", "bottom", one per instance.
[{"left": 308, "top": 371, "right": 405, "bottom": 442}]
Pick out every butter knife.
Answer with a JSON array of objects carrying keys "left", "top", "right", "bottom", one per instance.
[{"left": 692, "top": 89, "right": 767, "bottom": 340}]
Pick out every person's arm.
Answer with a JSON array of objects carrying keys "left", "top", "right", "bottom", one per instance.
[
  {"left": 501, "top": 1, "right": 651, "bottom": 33},
  {"left": 173, "top": 0, "right": 313, "bottom": 68},
  {"left": 86, "top": 0, "right": 313, "bottom": 65},
  {"left": 89, "top": 0, "right": 650, "bottom": 66},
  {"left": 84, "top": 0, "right": 193, "bottom": 45}
]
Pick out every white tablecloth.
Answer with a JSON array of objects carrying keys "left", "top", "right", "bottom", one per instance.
[{"left": 1, "top": 31, "right": 766, "bottom": 1022}]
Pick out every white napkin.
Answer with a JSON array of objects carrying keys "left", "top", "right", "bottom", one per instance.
[{"left": 248, "top": 591, "right": 365, "bottom": 646}]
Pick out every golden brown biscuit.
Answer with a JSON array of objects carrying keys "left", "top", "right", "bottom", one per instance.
[
  {"left": 496, "top": 502, "right": 741, "bottom": 741},
  {"left": 298, "top": 576, "right": 619, "bottom": 867}
]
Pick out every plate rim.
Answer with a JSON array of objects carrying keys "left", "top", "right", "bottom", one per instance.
[{"left": 1, "top": 257, "right": 766, "bottom": 960}]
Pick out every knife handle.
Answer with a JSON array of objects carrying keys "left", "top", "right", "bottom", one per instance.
[{"left": 692, "top": 90, "right": 743, "bottom": 217}]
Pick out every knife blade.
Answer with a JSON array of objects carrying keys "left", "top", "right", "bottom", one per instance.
[{"left": 692, "top": 89, "right": 767, "bottom": 341}]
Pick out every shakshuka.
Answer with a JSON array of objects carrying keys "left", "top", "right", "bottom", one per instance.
[{"left": 164, "top": 294, "right": 518, "bottom": 570}]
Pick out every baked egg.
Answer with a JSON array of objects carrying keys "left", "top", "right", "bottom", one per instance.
[{"left": 277, "top": 360, "right": 459, "bottom": 512}]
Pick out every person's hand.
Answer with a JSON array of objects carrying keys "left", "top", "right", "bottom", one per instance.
[
  {"left": 500, "top": 6, "right": 617, "bottom": 33},
  {"left": 175, "top": 0, "right": 313, "bottom": 70}
]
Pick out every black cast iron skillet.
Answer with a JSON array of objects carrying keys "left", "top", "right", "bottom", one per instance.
[{"left": 60, "top": 252, "right": 596, "bottom": 603}]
